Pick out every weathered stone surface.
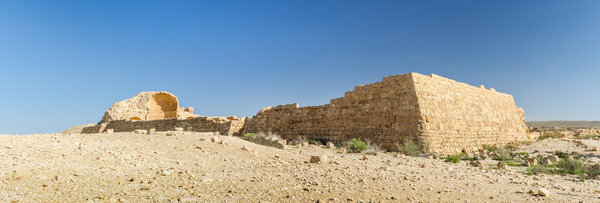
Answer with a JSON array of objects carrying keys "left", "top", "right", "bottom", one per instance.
[
  {"left": 100, "top": 91, "right": 198, "bottom": 122},
  {"left": 243, "top": 73, "right": 529, "bottom": 154}
]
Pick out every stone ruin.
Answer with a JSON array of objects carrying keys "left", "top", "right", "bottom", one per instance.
[
  {"left": 82, "top": 91, "right": 245, "bottom": 136},
  {"left": 100, "top": 91, "right": 198, "bottom": 122},
  {"left": 243, "top": 73, "right": 530, "bottom": 154},
  {"left": 81, "top": 73, "right": 531, "bottom": 154}
]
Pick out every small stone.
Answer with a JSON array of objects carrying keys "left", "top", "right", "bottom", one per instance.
[
  {"left": 590, "top": 147, "right": 599, "bottom": 152},
  {"left": 470, "top": 160, "right": 483, "bottom": 167},
  {"left": 134, "top": 129, "right": 148, "bottom": 134},
  {"left": 538, "top": 188, "right": 550, "bottom": 196},
  {"left": 274, "top": 154, "right": 280, "bottom": 159},
  {"left": 166, "top": 133, "right": 176, "bottom": 136},
  {"left": 527, "top": 157, "right": 538, "bottom": 166},
  {"left": 211, "top": 136, "right": 222, "bottom": 143},
  {"left": 161, "top": 170, "right": 172, "bottom": 176},
  {"left": 242, "top": 146, "right": 251, "bottom": 151},
  {"left": 527, "top": 189, "right": 535, "bottom": 194},
  {"left": 201, "top": 177, "right": 213, "bottom": 183},
  {"left": 497, "top": 161, "right": 507, "bottom": 169},
  {"left": 174, "top": 127, "right": 184, "bottom": 132},
  {"left": 148, "top": 128, "right": 156, "bottom": 134},
  {"left": 302, "top": 142, "right": 309, "bottom": 147},
  {"left": 326, "top": 142, "right": 335, "bottom": 148},
  {"left": 361, "top": 155, "right": 368, "bottom": 161},
  {"left": 106, "top": 129, "right": 114, "bottom": 134},
  {"left": 338, "top": 148, "right": 347, "bottom": 154},
  {"left": 310, "top": 155, "right": 327, "bottom": 163}
]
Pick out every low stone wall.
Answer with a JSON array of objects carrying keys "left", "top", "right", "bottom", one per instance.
[
  {"left": 82, "top": 116, "right": 246, "bottom": 136},
  {"left": 243, "top": 73, "right": 423, "bottom": 151}
]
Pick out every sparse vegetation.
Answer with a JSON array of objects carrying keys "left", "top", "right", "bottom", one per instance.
[
  {"left": 242, "top": 132, "right": 286, "bottom": 149},
  {"left": 243, "top": 133, "right": 257, "bottom": 139},
  {"left": 526, "top": 158, "right": 586, "bottom": 176},
  {"left": 445, "top": 154, "right": 461, "bottom": 163},
  {"left": 554, "top": 150, "right": 569, "bottom": 158},
  {"left": 575, "top": 134, "right": 600, "bottom": 140},
  {"left": 307, "top": 139, "right": 326, "bottom": 146},
  {"left": 583, "top": 164, "right": 600, "bottom": 179},
  {"left": 174, "top": 122, "right": 193, "bottom": 131},
  {"left": 396, "top": 139, "right": 427, "bottom": 156},
  {"left": 555, "top": 158, "right": 584, "bottom": 175},
  {"left": 342, "top": 138, "right": 368, "bottom": 153},
  {"left": 538, "top": 131, "right": 560, "bottom": 140},
  {"left": 492, "top": 149, "right": 512, "bottom": 161},
  {"left": 481, "top": 144, "right": 498, "bottom": 152}
]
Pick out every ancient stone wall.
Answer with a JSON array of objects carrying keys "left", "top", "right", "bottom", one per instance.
[
  {"left": 243, "top": 74, "right": 423, "bottom": 150},
  {"left": 412, "top": 74, "right": 529, "bottom": 154},
  {"left": 82, "top": 117, "right": 245, "bottom": 136},
  {"left": 243, "top": 73, "right": 530, "bottom": 154}
]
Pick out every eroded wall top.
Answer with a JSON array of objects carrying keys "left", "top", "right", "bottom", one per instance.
[{"left": 100, "top": 91, "right": 198, "bottom": 122}]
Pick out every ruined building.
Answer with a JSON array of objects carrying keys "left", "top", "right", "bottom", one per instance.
[
  {"left": 82, "top": 91, "right": 245, "bottom": 136},
  {"left": 82, "top": 73, "right": 530, "bottom": 154},
  {"left": 243, "top": 73, "right": 530, "bottom": 154}
]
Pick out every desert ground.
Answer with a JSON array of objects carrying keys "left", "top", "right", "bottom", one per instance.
[{"left": 1, "top": 131, "right": 600, "bottom": 202}]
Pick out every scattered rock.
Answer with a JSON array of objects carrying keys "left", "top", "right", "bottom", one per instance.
[
  {"left": 161, "top": 170, "right": 172, "bottom": 176},
  {"left": 211, "top": 136, "right": 222, "bottom": 143},
  {"left": 497, "top": 161, "right": 506, "bottom": 169},
  {"left": 106, "top": 129, "right": 114, "bottom": 134},
  {"left": 537, "top": 188, "right": 550, "bottom": 197},
  {"left": 526, "top": 157, "right": 537, "bottom": 166},
  {"left": 310, "top": 155, "right": 327, "bottom": 163},
  {"left": 166, "top": 133, "right": 176, "bottom": 137},
  {"left": 148, "top": 128, "right": 156, "bottom": 134},
  {"left": 242, "top": 146, "right": 251, "bottom": 151},
  {"left": 361, "top": 155, "right": 368, "bottom": 161},
  {"left": 326, "top": 142, "right": 335, "bottom": 148},
  {"left": 470, "top": 160, "right": 483, "bottom": 167},
  {"left": 338, "top": 148, "right": 347, "bottom": 154},
  {"left": 134, "top": 129, "right": 148, "bottom": 134},
  {"left": 174, "top": 127, "right": 184, "bottom": 132}
]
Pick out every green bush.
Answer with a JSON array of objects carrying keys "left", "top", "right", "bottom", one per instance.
[
  {"left": 554, "top": 150, "right": 569, "bottom": 159},
  {"left": 243, "top": 133, "right": 257, "bottom": 140},
  {"left": 583, "top": 164, "right": 600, "bottom": 179},
  {"left": 396, "top": 139, "right": 427, "bottom": 156},
  {"left": 526, "top": 165, "right": 553, "bottom": 175},
  {"left": 343, "top": 138, "right": 368, "bottom": 153},
  {"left": 307, "top": 139, "right": 326, "bottom": 146},
  {"left": 555, "top": 158, "right": 584, "bottom": 175},
  {"left": 445, "top": 155, "right": 461, "bottom": 163}
]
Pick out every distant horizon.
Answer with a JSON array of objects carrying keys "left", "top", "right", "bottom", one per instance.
[{"left": 2, "top": 1, "right": 600, "bottom": 134}]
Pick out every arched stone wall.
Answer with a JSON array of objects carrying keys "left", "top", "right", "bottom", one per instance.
[{"left": 148, "top": 93, "right": 178, "bottom": 120}]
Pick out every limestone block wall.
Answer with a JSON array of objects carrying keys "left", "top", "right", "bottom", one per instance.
[
  {"left": 243, "top": 74, "right": 423, "bottom": 150},
  {"left": 244, "top": 73, "right": 529, "bottom": 154},
  {"left": 82, "top": 116, "right": 245, "bottom": 136},
  {"left": 412, "top": 74, "right": 529, "bottom": 154}
]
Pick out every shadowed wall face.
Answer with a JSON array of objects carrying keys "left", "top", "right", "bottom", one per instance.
[{"left": 148, "top": 93, "right": 178, "bottom": 120}]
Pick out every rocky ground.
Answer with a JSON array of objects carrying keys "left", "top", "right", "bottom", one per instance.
[{"left": 1, "top": 132, "right": 600, "bottom": 202}]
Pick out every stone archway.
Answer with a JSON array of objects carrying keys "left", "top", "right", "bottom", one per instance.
[{"left": 148, "top": 93, "right": 178, "bottom": 120}]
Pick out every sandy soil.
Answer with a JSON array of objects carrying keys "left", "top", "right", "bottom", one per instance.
[{"left": 1, "top": 132, "right": 599, "bottom": 202}]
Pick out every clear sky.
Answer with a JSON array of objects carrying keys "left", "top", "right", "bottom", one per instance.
[{"left": 1, "top": 1, "right": 599, "bottom": 134}]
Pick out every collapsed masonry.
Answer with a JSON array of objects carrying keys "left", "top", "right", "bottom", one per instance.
[
  {"left": 82, "top": 91, "right": 245, "bottom": 136},
  {"left": 81, "top": 73, "right": 529, "bottom": 154},
  {"left": 243, "top": 73, "right": 530, "bottom": 154}
]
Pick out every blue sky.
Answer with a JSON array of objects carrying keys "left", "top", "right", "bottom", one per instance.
[{"left": 1, "top": 1, "right": 599, "bottom": 134}]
